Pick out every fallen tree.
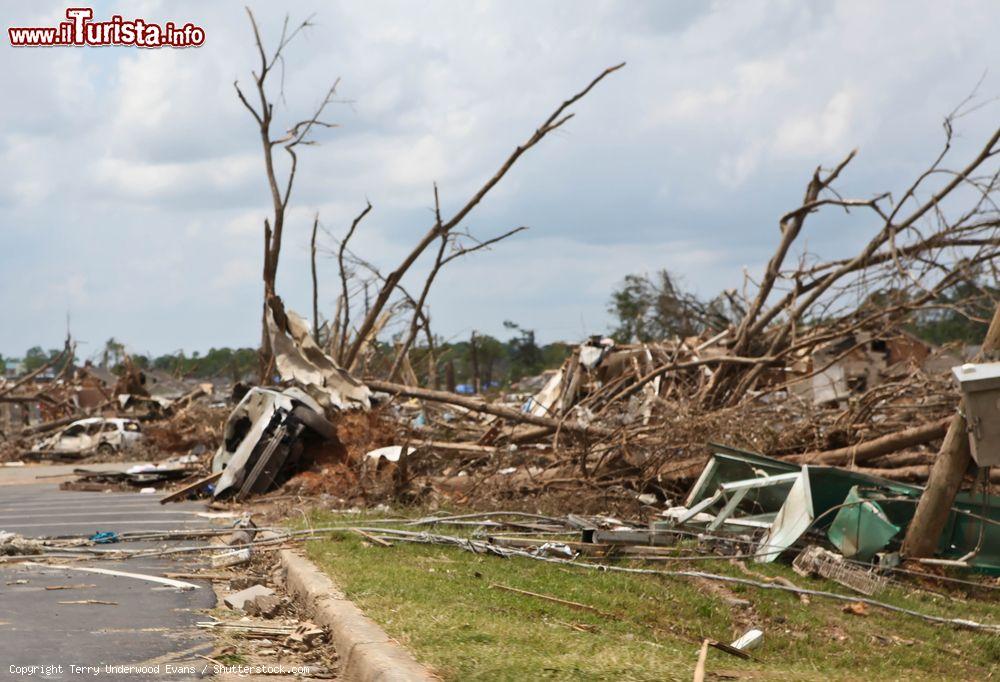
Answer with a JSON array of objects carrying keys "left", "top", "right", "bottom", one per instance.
[
  {"left": 790, "top": 417, "right": 951, "bottom": 466},
  {"left": 367, "top": 379, "right": 615, "bottom": 439}
]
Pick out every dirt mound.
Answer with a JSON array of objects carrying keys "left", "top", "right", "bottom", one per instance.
[
  {"left": 284, "top": 408, "right": 399, "bottom": 500},
  {"left": 143, "top": 404, "right": 227, "bottom": 453}
]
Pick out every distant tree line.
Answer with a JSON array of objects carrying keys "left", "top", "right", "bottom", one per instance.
[
  {"left": 12, "top": 346, "right": 76, "bottom": 374},
  {"left": 907, "top": 277, "right": 998, "bottom": 346},
  {"left": 2, "top": 343, "right": 259, "bottom": 382},
  {"left": 8, "top": 270, "right": 986, "bottom": 386},
  {"left": 4, "top": 325, "right": 572, "bottom": 389},
  {"left": 132, "top": 347, "right": 260, "bottom": 380},
  {"left": 368, "top": 321, "right": 573, "bottom": 392}
]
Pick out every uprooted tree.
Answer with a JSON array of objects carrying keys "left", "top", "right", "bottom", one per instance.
[
  {"left": 353, "top": 103, "right": 1000, "bottom": 508},
  {"left": 590, "top": 118, "right": 999, "bottom": 414},
  {"left": 326, "top": 89, "right": 997, "bottom": 420},
  {"left": 694, "top": 115, "right": 1000, "bottom": 409}
]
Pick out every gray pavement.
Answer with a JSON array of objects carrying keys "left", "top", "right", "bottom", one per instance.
[{"left": 0, "top": 466, "right": 222, "bottom": 681}]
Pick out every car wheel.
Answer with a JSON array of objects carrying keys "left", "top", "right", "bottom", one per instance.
[
  {"left": 96, "top": 442, "right": 115, "bottom": 456},
  {"left": 289, "top": 405, "right": 337, "bottom": 441}
]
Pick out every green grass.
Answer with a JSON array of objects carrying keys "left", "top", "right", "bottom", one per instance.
[{"left": 298, "top": 511, "right": 1000, "bottom": 681}]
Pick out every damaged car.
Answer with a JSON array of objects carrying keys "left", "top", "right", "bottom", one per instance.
[
  {"left": 211, "top": 386, "right": 338, "bottom": 500},
  {"left": 31, "top": 417, "right": 143, "bottom": 457}
]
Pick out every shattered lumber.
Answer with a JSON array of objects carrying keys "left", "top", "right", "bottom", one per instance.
[
  {"left": 159, "top": 471, "right": 222, "bottom": 504},
  {"left": 790, "top": 417, "right": 950, "bottom": 466},
  {"left": 367, "top": 379, "right": 615, "bottom": 438}
]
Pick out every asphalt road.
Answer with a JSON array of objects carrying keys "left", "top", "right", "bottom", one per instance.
[{"left": 0, "top": 466, "right": 220, "bottom": 681}]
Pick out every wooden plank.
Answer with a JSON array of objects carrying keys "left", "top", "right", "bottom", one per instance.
[{"left": 159, "top": 471, "right": 221, "bottom": 505}]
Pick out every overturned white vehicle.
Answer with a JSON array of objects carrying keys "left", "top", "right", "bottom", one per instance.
[
  {"left": 32, "top": 417, "right": 143, "bottom": 457},
  {"left": 211, "top": 387, "right": 337, "bottom": 500}
]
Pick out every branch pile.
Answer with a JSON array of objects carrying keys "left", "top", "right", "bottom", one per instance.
[{"left": 304, "top": 110, "right": 999, "bottom": 513}]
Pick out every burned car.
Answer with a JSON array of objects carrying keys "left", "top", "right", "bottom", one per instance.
[
  {"left": 211, "top": 386, "right": 337, "bottom": 500},
  {"left": 32, "top": 417, "right": 143, "bottom": 457}
]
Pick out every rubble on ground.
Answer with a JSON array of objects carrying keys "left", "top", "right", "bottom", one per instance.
[{"left": 0, "top": 531, "right": 44, "bottom": 556}]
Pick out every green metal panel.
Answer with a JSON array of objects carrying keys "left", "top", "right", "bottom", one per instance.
[
  {"left": 700, "top": 444, "right": 1000, "bottom": 573},
  {"left": 827, "top": 486, "right": 901, "bottom": 561},
  {"left": 689, "top": 445, "right": 800, "bottom": 512}
]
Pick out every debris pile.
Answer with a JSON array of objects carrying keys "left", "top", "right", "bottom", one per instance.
[
  {"left": 346, "top": 334, "right": 972, "bottom": 513},
  {"left": 0, "top": 531, "right": 43, "bottom": 556},
  {"left": 60, "top": 454, "right": 203, "bottom": 492},
  {"left": 302, "top": 114, "right": 1000, "bottom": 523},
  {"left": 6, "top": 103, "right": 999, "bottom": 595},
  {"left": 1, "top": 343, "right": 225, "bottom": 466}
]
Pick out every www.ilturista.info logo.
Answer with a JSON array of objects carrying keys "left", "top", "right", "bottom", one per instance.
[{"left": 8, "top": 8, "right": 205, "bottom": 47}]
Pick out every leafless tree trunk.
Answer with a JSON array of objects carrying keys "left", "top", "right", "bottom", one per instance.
[
  {"left": 235, "top": 9, "right": 341, "bottom": 381},
  {"left": 790, "top": 417, "right": 951, "bottom": 466},
  {"left": 902, "top": 300, "right": 1000, "bottom": 557},
  {"left": 470, "top": 330, "right": 480, "bottom": 393},
  {"left": 333, "top": 202, "right": 372, "bottom": 365},
  {"left": 445, "top": 360, "right": 456, "bottom": 393},
  {"left": 310, "top": 213, "right": 320, "bottom": 344}
]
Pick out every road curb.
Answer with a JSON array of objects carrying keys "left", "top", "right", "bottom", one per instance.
[{"left": 279, "top": 549, "right": 437, "bottom": 682}]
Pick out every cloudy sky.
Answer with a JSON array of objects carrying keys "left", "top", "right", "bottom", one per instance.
[{"left": 1, "top": 0, "right": 998, "bottom": 360}]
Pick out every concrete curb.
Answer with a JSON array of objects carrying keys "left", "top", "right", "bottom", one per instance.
[{"left": 279, "top": 549, "right": 437, "bottom": 682}]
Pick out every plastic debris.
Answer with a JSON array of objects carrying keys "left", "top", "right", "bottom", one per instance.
[{"left": 730, "top": 628, "right": 764, "bottom": 651}]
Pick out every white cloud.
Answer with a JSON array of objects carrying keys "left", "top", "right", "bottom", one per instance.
[
  {"left": 717, "top": 139, "right": 766, "bottom": 188},
  {"left": 773, "top": 88, "right": 858, "bottom": 158},
  {"left": 1, "top": 0, "right": 998, "bottom": 355},
  {"left": 210, "top": 258, "right": 257, "bottom": 292}
]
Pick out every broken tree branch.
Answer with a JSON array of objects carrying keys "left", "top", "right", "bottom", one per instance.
[
  {"left": 366, "top": 379, "right": 614, "bottom": 438},
  {"left": 789, "top": 417, "right": 951, "bottom": 466},
  {"left": 336, "top": 202, "right": 373, "bottom": 365},
  {"left": 387, "top": 184, "right": 528, "bottom": 381},
  {"left": 342, "top": 62, "right": 625, "bottom": 368}
]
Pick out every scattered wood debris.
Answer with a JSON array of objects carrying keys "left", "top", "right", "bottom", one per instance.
[{"left": 57, "top": 600, "right": 118, "bottom": 606}]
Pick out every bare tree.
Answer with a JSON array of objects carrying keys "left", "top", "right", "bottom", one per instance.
[
  {"left": 310, "top": 213, "right": 320, "bottom": 344},
  {"left": 385, "top": 185, "right": 527, "bottom": 381},
  {"left": 334, "top": 202, "right": 372, "bottom": 365},
  {"left": 339, "top": 63, "right": 626, "bottom": 369},
  {"left": 696, "top": 112, "right": 1000, "bottom": 408},
  {"left": 235, "top": 8, "right": 341, "bottom": 380}
]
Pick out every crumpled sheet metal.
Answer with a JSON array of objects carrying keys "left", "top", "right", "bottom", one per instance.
[
  {"left": 267, "top": 305, "right": 371, "bottom": 411},
  {"left": 827, "top": 486, "right": 901, "bottom": 561}
]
